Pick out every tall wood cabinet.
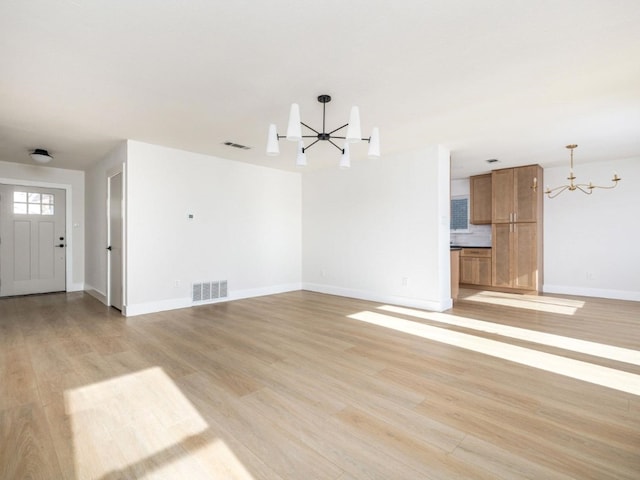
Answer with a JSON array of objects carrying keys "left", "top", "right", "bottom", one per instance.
[{"left": 491, "top": 165, "right": 543, "bottom": 292}]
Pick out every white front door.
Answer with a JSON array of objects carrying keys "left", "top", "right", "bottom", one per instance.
[{"left": 0, "top": 184, "right": 66, "bottom": 297}]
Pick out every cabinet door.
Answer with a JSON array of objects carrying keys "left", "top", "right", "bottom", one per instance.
[
  {"left": 514, "top": 165, "right": 539, "bottom": 223},
  {"left": 491, "top": 169, "right": 514, "bottom": 223},
  {"left": 460, "top": 256, "right": 476, "bottom": 284},
  {"left": 477, "top": 257, "right": 492, "bottom": 286},
  {"left": 492, "top": 223, "right": 512, "bottom": 287},
  {"left": 470, "top": 174, "right": 492, "bottom": 224},
  {"left": 513, "top": 222, "right": 538, "bottom": 289}
]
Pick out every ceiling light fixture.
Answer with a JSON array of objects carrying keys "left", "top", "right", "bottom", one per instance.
[
  {"left": 30, "top": 148, "right": 53, "bottom": 164},
  {"left": 540, "top": 144, "right": 621, "bottom": 199},
  {"left": 266, "top": 94, "right": 380, "bottom": 168}
]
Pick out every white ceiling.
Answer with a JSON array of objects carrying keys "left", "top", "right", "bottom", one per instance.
[{"left": 1, "top": 0, "right": 639, "bottom": 178}]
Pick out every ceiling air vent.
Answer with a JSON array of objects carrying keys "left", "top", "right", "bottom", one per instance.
[
  {"left": 223, "top": 141, "right": 251, "bottom": 150},
  {"left": 486, "top": 158, "right": 499, "bottom": 164}
]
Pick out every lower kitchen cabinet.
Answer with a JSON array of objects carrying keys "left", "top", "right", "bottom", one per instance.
[{"left": 460, "top": 248, "right": 492, "bottom": 286}]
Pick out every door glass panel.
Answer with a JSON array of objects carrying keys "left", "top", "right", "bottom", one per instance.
[
  {"left": 12, "top": 191, "right": 55, "bottom": 216},
  {"left": 28, "top": 203, "right": 41, "bottom": 214},
  {"left": 14, "top": 203, "right": 27, "bottom": 214}
]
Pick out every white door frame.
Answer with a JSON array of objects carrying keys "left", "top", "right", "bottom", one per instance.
[
  {"left": 0, "top": 177, "right": 73, "bottom": 293},
  {"left": 106, "top": 165, "right": 126, "bottom": 313}
]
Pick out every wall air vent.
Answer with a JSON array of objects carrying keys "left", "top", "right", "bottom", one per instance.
[
  {"left": 192, "top": 280, "right": 229, "bottom": 303},
  {"left": 223, "top": 141, "right": 251, "bottom": 150}
]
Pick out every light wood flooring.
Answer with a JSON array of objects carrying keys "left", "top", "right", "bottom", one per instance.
[{"left": 1, "top": 289, "right": 639, "bottom": 479}]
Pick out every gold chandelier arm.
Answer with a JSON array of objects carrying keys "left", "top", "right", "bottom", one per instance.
[
  {"left": 575, "top": 175, "right": 621, "bottom": 191},
  {"left": 544, "top": 185, "right": 570, "bottom": 199},
  {"left": 574, "top": 184, "right": 594, "bottom": 195}
]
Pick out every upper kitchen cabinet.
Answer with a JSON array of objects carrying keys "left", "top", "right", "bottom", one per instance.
[
  {"left": 492, "top": 165, "right": 543, "bottom": 223},
  {"left": 470, "top": 174, "right": 492, "bottom": 224}
]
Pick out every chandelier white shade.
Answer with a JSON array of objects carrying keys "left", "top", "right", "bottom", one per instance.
[
  {"left": 339, "top": 143, "right": 351, "bottom": 169},
  {"left": 267, "top": 94, "right": 379, "bottom": 167},
  {"left": 296, "top": 140, "right": 307, "bottom": 167},
  {"left": 367, "top": 127, "right": 380, "bottom": 158},
  {"left": 266, "top": 124, "right": 279, "bottom": 156},
  {"left": 345, "top": 106, "right": 362, "bottom": 143},
  {"left": 286, "top": 103, "right": 302, "bottom": 142}
]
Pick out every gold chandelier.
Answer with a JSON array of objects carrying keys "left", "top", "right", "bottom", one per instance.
[{"left": 543, "top": 144, "right": 621, "bottom": 199}]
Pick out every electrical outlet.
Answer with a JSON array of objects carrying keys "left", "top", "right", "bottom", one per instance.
[{"left": 402, "top": 277, "right": 409, "bottom": 287}]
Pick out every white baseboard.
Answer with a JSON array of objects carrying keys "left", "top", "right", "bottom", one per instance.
[
  {"left": 227, "top": 283, "right": 302, "bottom": 302},
  {"left": 67, "top": 282, "right": 85, "bottom": 293},
  {"left": 302, "top": 282, "right": 452, "bottom": 312},
  {"left": 84, "top": 285, "right": 107, "bottom": 305},
  {"left": 124, "top": 297, "right": 192, "bottom": 317},
  {"left": 124, "top": 283, "right": 302, "bottom": 317},
  {"left": 543, "top": 284, "right": 640, "bottom": 302}
]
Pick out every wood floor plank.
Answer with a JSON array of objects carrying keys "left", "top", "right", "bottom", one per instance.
[
  {"left": 333, "top": 405, "right": 500, "bottom": 480},
  {"left": 0, "top": 346, "right": 40, "bottom": 410},
  {"left": 0, "top": 403, "right": 63, "bottom": 480},
  {"left": 1, "top": 289, "right": 638, "bottom": 479},
  {"left": 240, "top": 386, "right": 426, "bottom": 480},
  {"left": 176, "top": 372, "right": 344, "bottom": 480},
  {"left": 451, "top": 434, "right": 578, "bottom": 480}
]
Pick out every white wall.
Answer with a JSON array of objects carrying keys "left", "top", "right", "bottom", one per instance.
[
  {"left": 302, "top": 145, "right": 452, "bottom": 311},
  {"left": 0, "top": 160, "right": 85, "bottom": 291},
  {"left": 84, "top": 141, "right": 128, "bottom": 302},
  {"left": 543, "top": 156, "right": 640, "bottom": 301},
  {"left": 124, "top": 141, "right": 302, "bottom": 316}
]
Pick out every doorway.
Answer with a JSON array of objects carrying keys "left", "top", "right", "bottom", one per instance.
[
  {"left": 0, "top": 184, "right": 66, "bottom": 297},
  {"left": 107, "top": 171, "right": 124, "bottom": 310}
]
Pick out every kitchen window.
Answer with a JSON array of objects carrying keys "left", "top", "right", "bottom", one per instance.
[{"left": 450, "top": 195, "right": 470, "bottom": 232}]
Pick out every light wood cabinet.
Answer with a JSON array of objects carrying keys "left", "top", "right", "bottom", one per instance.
[
  {"left": 460, "top": 248, "right": 492, "bottom": 286},
  {"left": 451, "top": 249, "right": 460, "bottom": 300},
  {"left": 470, "top": 174, "right": 492, "bottom": 224},
  {"left": 492, "top": 223, "right": 539, "bottom": 290},
  {"left": 492, "top": 165, "right": 541, "bottom": 223},
  {"left": 491, "top": 164, "right": 543, "bottom": 292}
]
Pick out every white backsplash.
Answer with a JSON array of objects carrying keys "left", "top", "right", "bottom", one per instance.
[{"left": 450, "top": 223, "right": 492, "bottom": 247}]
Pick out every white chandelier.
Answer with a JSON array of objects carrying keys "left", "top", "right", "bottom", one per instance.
[
  {"left": 543, "top": 144, "right": 621, "bottom": 198},
  {"left": 266, "top": 94, "right": 380, "bottom": 168}
]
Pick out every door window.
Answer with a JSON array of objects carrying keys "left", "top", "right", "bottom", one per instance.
[{"left": 13, "top": 191, "right": 55, "bottom": 215}]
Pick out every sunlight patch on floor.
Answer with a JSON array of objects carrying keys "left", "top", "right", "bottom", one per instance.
[
  {"left": 348, "top": 311, "right": 640, "bottom": 396},
  {"left": 65, "top": 367, "right": 255, "bottom": 479},
  {"left": 463, "top": 291, "right": 585, "bottom": 315},
  {"left": 378, "top": 305, "right": 640, "bottom": 366}
]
